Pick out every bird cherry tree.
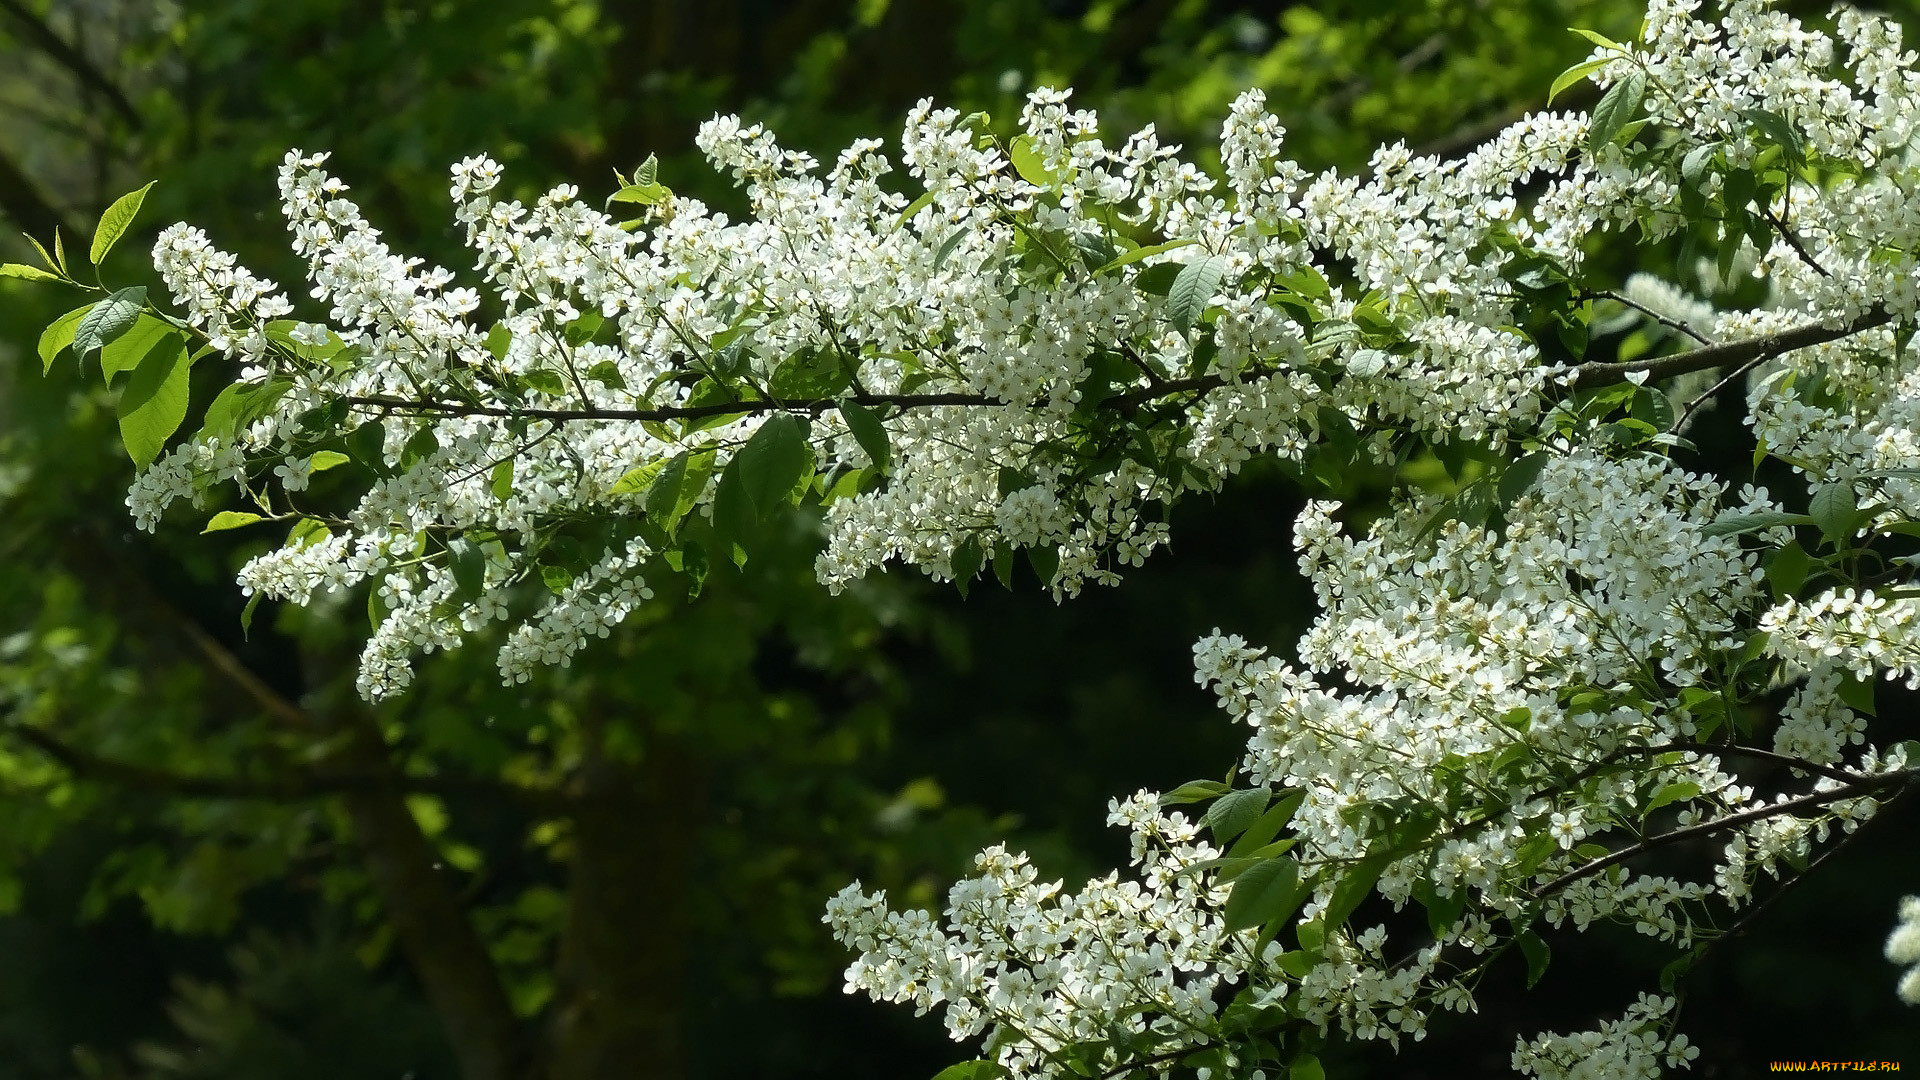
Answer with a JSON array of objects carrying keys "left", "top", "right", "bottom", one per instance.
[{"left": 7, "top": 0, "right": 1920, "bottom": 1074}]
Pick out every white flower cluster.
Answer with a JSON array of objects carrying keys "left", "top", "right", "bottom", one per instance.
[
  {"left": 1888, "top": 896, "right": 1920, "bottom": 1004},
  {"left": 125, "top": 0, "right": 1920, "bottom": 1068},
  {"left": 826, "top": 446, "right": 1910, "bottom": 1073},
  {"left": 1510, "top": 994, "right": 1698, "bottom": 1080}
]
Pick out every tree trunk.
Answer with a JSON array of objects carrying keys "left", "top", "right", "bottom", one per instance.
[{"left": 542, "top": 730, "right": 704, "bottom": 1080}]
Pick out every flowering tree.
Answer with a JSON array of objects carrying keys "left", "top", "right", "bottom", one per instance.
[{"left": 8, "top": 0, "right": 1920, "bottom": 1074}]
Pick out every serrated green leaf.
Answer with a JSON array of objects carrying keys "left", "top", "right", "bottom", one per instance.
[
  {"left": 100, "top": 313, "right": 175, "bottom": 385},
  {"left": 1549, "top": 56, "right": 1614, "bottom": 105},
  {"left": 608, "top": 181, "right": 671, "bottom": 207},
  {"left": 1517, "top": 929, "right": 1551, "bottom": 988},
  {"left": 447, "top": 538, "right": 487, "bottom": 597},
  {"left": 1167, "top": 254, "right": 1227, "bottom": 332},
  {"left": 73, "top": 286, "right": 147, "bottom": 363},
  {"left": 840, "top": 400, "right": 890, "bottom": 474},
  {"left": 1159, "top": 780, "right": 1231, "bottom": 806},
  {"left": 0, "top": 262, "right": 62, "bottom": 283},
  {"left": 1497, "top": 452, "right": 1550, "bottom": 505},
  {"left": 1205, "top": 786, "right": 1271, "bottom": 845},
  {"left": 1701, "top": 511, "right": 1813, "bottom": 538},
  {"left": 1093, "top": 238, "right": 1197, "bottom": 275},
  {"left": 90, "top": 181, "right": 156, "bottom": 265},
  {"left": 1587, "top": 70, "right": 1646, "bottom": 152},
  {"left": 950, "top": 537, "right": 985, "bottom": 594},
  {"left": 1569, "top": 27, "right": 1627, "bottom": 51},
  {"left": 38, "top": 303, "right": 94, "bottom": 372},
  {"left": 1837, "top": 675, "right": 1877, "bottom": 716},
  {"left": 1320, "top": 853, "right": 1390, "bottom": 930},
  {"left": 1008, "top": 134, "right": 1056, "bottom": 186},
  {"left": 1809, "top": 482, "right": 1858, "bottom": 544},
  {"left": 1645, "top": 781, "right": 1701, "bottom": 815},
  {"left": 1223, "top": 856, "right": 1308, "bottom": 933},
  {"left": 737, "top": 413, "right": 812, "bottom": 515},
  {"left": 202, "top": 511, "right": 264, "bottom": 534},
  {"left": 115, "top": 331, "right": 190, "bottom": 467},
  {"left": 930, "top": 1062, "right": 1008, "bottom": 1080}
]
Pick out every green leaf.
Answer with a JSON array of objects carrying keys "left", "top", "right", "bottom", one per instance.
[
  {"left": 1289, "top": 1054, "right": 1326, "bottom": 1080},
  {"left": 1223, "top": 856, "right": 1308, "bottom": 933},
  {"left": 1229, "top": 790, "right": 1305, "bottom": 858},
  {"left": 930, "top": 1063, "right": 1008, "bottom": 1080},
  {"left": 895, "top": 189, "right": 935, "bottom": 226},
  {"left": 736, "top": 413, "right": 813, "bottom": 515},
  {"left": 1701, "top": 511, "right": 1813, "bottom": 538},
  {"left": 90, "top": 181, "right": 156, "bottom": 265},
  {"left": 446, "top": 538, "right": 487, "bottom": 598},
  {"left": 1497, "top": 452, "right": 1550, "bottom": 505},
  {"left": 1744, "top": 108, "right": 1804, "bottom": 167},
  {"left": 1132, "top": 261, "right": 1182, "bottom": 296},
  {"left": 608, "top": 182, "right": 671, "bottom": 206},
  {"left": 490, "top": 459, "right": 514, "bottom": 499},
  {"left": 951, "top": 537, "right": 985, "bottom": 595},
  {"left": 0, "top": 262, "right": 62, "bottom": 283},
  {"left": 1166, "top": 254, "right": 1227, "bottom": 332},
  {"left": 1837, "top": 675, "right": 1877, "bottom": 716},
  {"left": 1093, "top": 238, "right": 1197, "bottom": 275},
  {"left": 1681, "top": 143, "right": 1719, "bottom": 187},
  {"left": 73, "top": 286, "right": 147, "bottom": 362},
  {"left": 202, "top": 511, "right": 264, "bottom": 534},
  {"left": 1516, "top": 929, "right": 1551, "bottom": 989},
  {"left": 1319, "top": 853, "right": 1390, "bottom": 930},
  {"left": 100, "top": 313, "right": 176, "bottom": 385},
  {"left": 1569, "top": 27, "right": 1627, "bottom": 51},
  {"left": 114, "top": 331, "right": 191, "bottom": 467},
  {"left": 1645, "top": 781, "right": 1701, "bottom": 815},
  {"left": 1159, "top": 780, "right": 1231, "bottom": 806},
  {"left": 240, "top": 592, "right": 263, "bottom": 638},
  {"left": 1809, "top": 482, "right": 1859, "bottom": 544},
  {"left": 644, "top": 451, "right": 707, "bottom": 533},
  {"left": 540, "top": 564, "right": 574, "bottom": 594},
  {"left": 1549, "top": 56, "right": 1614, "bottom": 105},
  {"left": 309, "top": 450, "right": 350, "bottom": 474},
  {"left": 1587, "top": 70, "right": 1646, "bottom": 152},
  {"left": 1008, "top": 134, "right": 1056, "bottom": 186},
  {"left": 632, "top": 153, "right": 658, "bottom": 187},
  {"left": 1205, "top": 786, "right": 1271, "bottom": 845},
  {"left": 1026, "top": 544, "right": 1060, "bottom": 587},
  {"left": 840, "top": 400, "right": 890, "bottom": 474},
  {"left": 38, "top": 303, "right": 94, "bottom": 372},
  {"left": 1766, "top": 540, "right": 1810, "bottom": 597}
]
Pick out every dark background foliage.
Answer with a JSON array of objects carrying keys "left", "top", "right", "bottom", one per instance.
[{"left": 0, "top": 1, "right": 1913, "bottom": 1077}]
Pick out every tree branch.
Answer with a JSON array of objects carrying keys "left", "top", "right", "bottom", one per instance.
[
  {"left": 342, "top": 305, "right": 1898, "bottom": 435},
  {"left": 0, "top": 141, "right": 79, "bottom": 242},
  {"left": 0, "top": 0, "right": 140, "bottom": 127},
  {"left": 1531, "top": 766, "right": 1917, "bottom": 900},
  {"left": 1566, "top": 306, "right": 1893, "bottom": 391},
  {"left": 5, "top": 717, "right": 575, "bottom": 811}
]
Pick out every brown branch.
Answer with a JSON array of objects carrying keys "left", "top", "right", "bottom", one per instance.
[
  {"left": 344, "top": 305, "right": 1898, "bottom": 435},
  {"left": 1566, "top": 306, "right": 1893, "bottom": 391},
  {"left": 1531, "top": 766, "right": 1917, "bottom": 899},
  {"left": 1585, "top": 288, "right": 1711, "bottom": 346},
  {"left": 0, "top": 0, "right": 140, "bottom": 126},
  {"left": 0, "top": 142, "right": 79, "bottom": 242},
  {"left": 5, "top": 718, "right": 575, "bottom": 811},
  {"left": 1761, "top": 203, "right": 1830, "bottom": 279},
  {"left": 1598, "top": 741, "right": 1875, "bottom": 790}
]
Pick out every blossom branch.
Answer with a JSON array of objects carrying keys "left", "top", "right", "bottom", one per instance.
[
  {"left": 1567, "top": 306, "right": 1892, "bottom": 391},
  {"left": 1532, "top": 767, "right": 1918, "bottom": 900}
]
